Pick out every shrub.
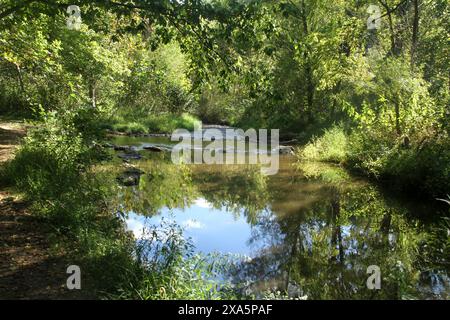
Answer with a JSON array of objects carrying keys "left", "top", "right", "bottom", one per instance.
[
  {"left": 298, "top": 122, "right": 450, "bottom": 197},
  {"left": 6, "top": 111, "right": 89, "bottom": 202},
  {"left": 108, "top": 113, "right": 201, "bottom": 134},
  {"left": 112, "top": 122, "right": 148, "bottom": 134},
  {"left": 143, "top": 113, "right": 201, "bottom": 133},
  {"left": 380, "top": 136, "right": 450, "bottom": 196},
  {"left": 3, "top": 109, "right": 142, "bottom": 295},
  {"left": 299, "top": 125, "right": 349, "bottom": 163},
  {"left": 346, "top": 128, "right": 396, "bottom": 177}
]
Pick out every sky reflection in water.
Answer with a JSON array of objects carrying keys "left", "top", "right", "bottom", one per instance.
[
  {"left": 115, "top": 136, "right": 449, "bottom": 299},
  {"left": 126, "top": 197, "right": 270, "bottom": 256}
]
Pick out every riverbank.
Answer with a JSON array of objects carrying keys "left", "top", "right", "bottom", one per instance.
[
  {"left": 0, "top": 113, "right": 242, "bottom": 300},
  {"left": 296, "top": 125, "right": 450, "bottom": 200},
  {"left": 0, "top": 121, "right": 88, "bottom": 299},
  {"left": 109, "top": 122, "right": 449, "bottom": 201},
  {"left": 102, "top": 113, "right": 201, "bottom": 136}
]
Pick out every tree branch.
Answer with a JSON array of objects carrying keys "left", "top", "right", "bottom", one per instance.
[{"left": 376, "top": 0, "right": 409, "bottom": 21}]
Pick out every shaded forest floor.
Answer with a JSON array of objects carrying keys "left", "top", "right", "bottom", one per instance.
[{"left": 0, "top": 121, "right": 85, "bottom": 299}]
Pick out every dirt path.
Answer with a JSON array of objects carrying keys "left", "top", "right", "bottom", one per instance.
[
  {"left": 0, "top": 121, "right": 84, "bottom": 299},
  {"left": 0, "top": 122, "right": 25, "bottom": 163}
]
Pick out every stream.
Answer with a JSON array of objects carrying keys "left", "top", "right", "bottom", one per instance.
[{"left": 109, "top": 134, "right": 449, "bottom": 299}]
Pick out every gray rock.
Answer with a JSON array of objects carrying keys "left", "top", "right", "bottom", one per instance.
[
  {"left": 117, "top": 167, "right": 144, "bottom": 186},
  {"left": 143, "top": 144, "right": 172, "bottom": 152},
  {"left": 274, "top": 145, "right": 295, "bottom": 155},
  {"left": 117, "top": 152, "right": 142, "bottom": 160},
  {"left": 114, "top": 145, "right": 132, "bottom": 151},
  {"left": 143, "top": 146, "right": 164, "bottom": 152}
]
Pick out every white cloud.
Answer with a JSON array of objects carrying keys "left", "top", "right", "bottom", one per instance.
[
  {"left": 182, "top": 219, "right": 205, "bottom": 230},
  {"left": 194, "top": 198, "right": 213, "bottom": 209},
  {"left": 126, "top": 217, "right": 146, "bottom": 239}
]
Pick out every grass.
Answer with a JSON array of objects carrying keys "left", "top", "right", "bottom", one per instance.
[
  {"left": 105, "top": 113, "right": 201, "bottom": 135},
  {"left": 298, "top": 125, "right": 349, "bottom": 163},
  {"left": 109, "top": 219, "right": 239, "bottom": 300},
  {"left": 112, "top": 122, "right": 148, "bottom": 134},
  {"left": 297, "top": 123, "right": 450, "bottom": 198}
]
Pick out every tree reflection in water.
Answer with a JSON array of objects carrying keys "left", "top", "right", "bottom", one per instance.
[{"left": 115, "top": 150, "right": 449, "bottom": 299}]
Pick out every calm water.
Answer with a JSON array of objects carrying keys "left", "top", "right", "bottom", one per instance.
[{"left": 111, "top": 135, "right": 449, "bottom": 299}]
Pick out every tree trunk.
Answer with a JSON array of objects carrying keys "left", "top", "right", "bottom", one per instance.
[
  {"left": 89, "top": 83, "right": 97, "bottom": 108},
  {"left": 300, "top": 0, "right": 315, "bottom": 116},
  {"left": 395, "top": 100, "right": 401, "bottom": 135},
  {"left": 411, "top": 0, "right": 420, "bottom": 67},
  {"left": 378, "top": 0, "right": 400, "bottom": 56},
  {"left": 14, "top": 62, "right": 25, "bottom": 94}
]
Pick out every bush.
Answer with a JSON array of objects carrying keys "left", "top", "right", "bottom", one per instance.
[
  {"left": 299, "top": 125, "right": 349, "bottom": 163},
  {"left": 380, "top": 137, "right": 450, "bottom": 196},
  {"left": 112, "top": 122, "right": 149, "bottom": 134},
  {"left": 298, "top": 123, "right": 450, "bottom": 197},
  {"left": 143, "top": 113, "right": 201, "bottom": 133},
  {"left": 4, "top": 110, "right": 147, "bottom": 295},
  {"left": 346, "top": 129, "right": 396, "bottom": 177},
  {"left": 6, "top": 111, "right": 89, "bottom": 201}
]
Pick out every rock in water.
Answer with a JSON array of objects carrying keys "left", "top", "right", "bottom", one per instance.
[
  {"left": 274, "top": 146, "right": 295, "bottom": 155},
  {"left": 143, "top": 146, "right": 164, "bottom": 152},
  {"left": 143, "top": 144, "right": 172, "bottom": 152},
  {"left": 117, "top": 167, "right": 144, "bottom": 186}
]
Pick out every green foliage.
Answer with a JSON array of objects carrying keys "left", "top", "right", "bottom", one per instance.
[
  {"left": 107, "top": 113, "right": 201, "bottom": 134},
  {"left": 112, "top": 122, "right": 149, "bottom": 135},
  {"left": 298, "top": 120, "right": 450, "bottom": 197},
  {"left": 118, "top": 41, "right": 197, "bottom": 117},
  {"left": 299, "top": 125, "right": 349, "bottom": 163},
  {"left": 112, "top": 219, "right": 238, "bottom": 300},
  {"left": 196, "top": 79, "right": 251, "bottom": 125},
  {"left": 6, "top": 110, "right": 93, "bottom": 201},
  {"left": 143, "top": 113, "right": 201, "bottom": 133},
  {"left": 2, "top": 109, "right": 135, "bottom": 295},
  {"left": 1, "top": 0, "right": 449, "bottom": 299},
  {"left": 421, "top": 216, "right": 450, "bottom": 270},
  {"left": 374, "top": 136, "right": 450, "bottom": 196}
]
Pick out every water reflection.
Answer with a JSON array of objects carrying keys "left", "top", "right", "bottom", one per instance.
[
  {"left": 127, "top": 199, "right": 262, "bottom": 255},
  {"left": 113, "top": 137, "right": 449, "bottom": 299}
]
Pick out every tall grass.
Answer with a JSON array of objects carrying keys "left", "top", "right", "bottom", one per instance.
[
  {"left": 298, "top": 125, "right": 349, "bottom": 163},
  {"left": 111, "top": 219, "right": 238, "bottom": 300},
  {"left": 105, "top": 113, "right": 201, "bottom": 134}
]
